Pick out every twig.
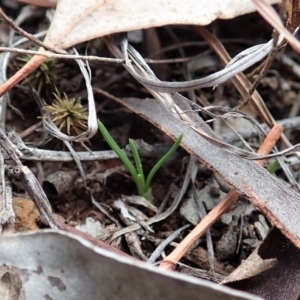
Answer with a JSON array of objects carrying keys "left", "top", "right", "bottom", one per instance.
[
  {"left": 192, "top": 183, "right": 215, "bottom": 272},
  {"left": 19, "top": 121, "right": 42, "bottom": 138},
  {"left": 147, "top": 225, "right": 190, "bottom": 264},
  {"left": 8, "top": 132, "right": 172, "bottom": 162},
  {"left": 239, "top": 33, "right": 285, "bottom": 108},
  {"left": 0, "top": 5, "right": 36, "bottom": 230},
  {"left": 0, "top": 127, "right": 57, "bottom": 228},
  {"left": 256, "top": 124, "right": 283, "bottom": 164},
  {"left": 105, "top": 34, "right": 274, "bottom": 93},
  {"left": 253, "top": 0, "right": 300, "bottom": 53},
  {"left": 0, "top": 8, "right": 65, "bottom": 55},
  {"left": 159, "top": 124, "right": 284, "bottom": 270},
  {"left": 222, "top": 116, "right": 300, "bottom": 143},
  {"left": 0, "top": 46, "right": 124, "bottom": 64}
]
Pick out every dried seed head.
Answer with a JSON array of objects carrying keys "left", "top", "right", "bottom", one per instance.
[{"left": 43, "top": 89, "right": 88, "bottom": 136}]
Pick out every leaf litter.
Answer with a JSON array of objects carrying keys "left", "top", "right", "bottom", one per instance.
[{"left": 1, "top": 1, "right": 300, "bottom": 299}]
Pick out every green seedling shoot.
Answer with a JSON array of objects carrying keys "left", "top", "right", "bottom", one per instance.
[
  {"left": 98, "top": 120, "right": 183, "bottom": 201},
  {"left": 266, "top": 159, "right": 280, "bottom": 174}
]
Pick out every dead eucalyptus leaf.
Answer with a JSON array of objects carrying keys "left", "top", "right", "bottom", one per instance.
[
  {"left": 18, "top": 0, "right": 281, "bottom": 48},
  {"left": 0, "top": 230, "right": 261, "bottom": 300},
  {"left": 44, "top": 0, "right": 280, "bottom": 49}
]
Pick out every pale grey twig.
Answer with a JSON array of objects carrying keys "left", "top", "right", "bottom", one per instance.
[
  {"left": 192, "top": 185, "right": 215, "bottom": 271},
  {"left": 91, "top": 195, "right": 120, "bottom": 225},
  {"left": 9, "top": 132, "right": 171, "bottom": 162},
  {"left": 222, "top": 116, "right": 300, "bottom": 143},
  {"left": 0, "top": 128, "right": 56, "bottom": 229},
  {"left": 147, "top": 224, "right": 190, "bottom": 264},
  {"left": 0, "top": 46, "right": 124, "bottom": 64},
  {"left": 189, "top": 156, "right": 215, "bottom": 273},
  {"left": 113, "top": 200, "right": 148, "bottom": 261}
]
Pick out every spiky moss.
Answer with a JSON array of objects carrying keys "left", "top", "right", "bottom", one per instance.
[
  {"left": 43, "top": 90, "right": 88, "bottom": 136},
  {"left": 16, "top": 48, "right": 65, "bottom": 93}
]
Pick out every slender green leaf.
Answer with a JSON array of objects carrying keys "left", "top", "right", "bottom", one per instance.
[
  {"left": 136, "top": 174, "right": 146, "bottom": 196},
  {"left": 145, "top": 134, "right": 183, "bottom": 191},
  {"left": 129, "top": 139, "right": 144, "bottom": 179},
  {"left": 266, "top": 159, "right": 280, "bottom": 174},
  {"left": 98, "top": 120, "right": 138, "bottom": 181}
]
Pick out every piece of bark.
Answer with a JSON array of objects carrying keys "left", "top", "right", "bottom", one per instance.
[{"left": 43, "top": 171, "right": 77, "bottom": 200}]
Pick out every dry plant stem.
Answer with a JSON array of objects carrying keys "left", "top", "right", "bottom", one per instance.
[
  {"left": 10, "top": 131, "right": 171, "bottom": 162},
  {"left": 147, "top": 224, "right": 190, "bottom": 264},
  {"left": 253, "top": 0, "right": 300, "bottom": 53},
  {"left": 19, "top": 121, "right": 42, "bottom": 139},
  {"left": 159, "top": 124, "right": 283, "bottom": 270},
  {"left": 0, "top": 45, "right": 206, "bottom": 67},
  {"left": 240, "top": 36, "right": 284, "bottom": 109}
]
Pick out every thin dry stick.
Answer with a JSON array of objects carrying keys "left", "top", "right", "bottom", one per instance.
[
  {"left": 0, "top": 51, "right": 46, "bottom": 96},
  {"left": 19, "top": 121, "right": 42, "bottom": 139},
  {"left": 159, "top": 124, "right": 283, "bottom": 270},
  {"left": 0, "top": 8, "right": 65, "bottom": 55},
  {"left": 0, "top": 8, "right": 62, "bottom": 97},
  {"left": 0, "top": 47, "right": 123, "bottom": 64}
]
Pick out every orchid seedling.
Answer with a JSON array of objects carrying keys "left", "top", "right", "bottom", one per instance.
[{"left": 98, "top": 120, "right": 183, "bottom": 201}]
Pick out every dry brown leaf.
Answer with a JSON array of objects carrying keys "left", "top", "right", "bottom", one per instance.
[
  {"left": 44, "top": 0, "right": 280, "bottom": 49},
  {"left": 223, "top": 228, "right": 300, "bottom": 300}
]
